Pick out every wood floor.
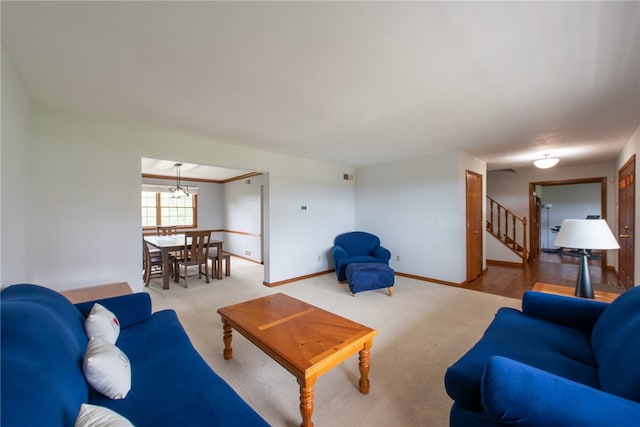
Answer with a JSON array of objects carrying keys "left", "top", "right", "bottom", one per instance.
[{"left": 463, "top": 252, "right": 624, "bottom": 300}]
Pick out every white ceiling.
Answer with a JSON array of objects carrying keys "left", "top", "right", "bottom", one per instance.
[{"left": 2, "top": 1, "right": 639, "bottom": 175}]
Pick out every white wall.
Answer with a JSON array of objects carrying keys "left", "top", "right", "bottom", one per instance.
[
  {"left": 487, "top": 162, "right": 618, "bottom": 265},
  {"left": 487, "top": 234, "right": 522, "bottom": 263},
  {"left": 355, "top": 151, "right": 485, "bottom": 284},
  {"left": 223, "top": 174, "right": 264, "bottom": 262},
  {"left": 2, "top": 101, "right": 355, "bottom": 291},
  {"left": 617, "top": 125, "right": 640, "bottom": 285},
  {"left": 1, "top": 50, "right": 33, "bottom": 285},
  {"left": 29, "top": 108, "right": 144, "bottom": 291},
  {"left": 268, "top": 164, "right": 355, "bottom": 279}
]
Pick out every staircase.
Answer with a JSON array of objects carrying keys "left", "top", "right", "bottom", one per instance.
[{"left": 486, "top": 196, "right": 528, "bottom": 266}]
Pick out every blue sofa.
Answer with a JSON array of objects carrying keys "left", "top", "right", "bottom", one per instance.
[
  {"left": 444, "top": 286, "right": 640, "bottom": 426},
  {"left": 1, "top": 284, "right": 269, "bottom": 427},
  {"left": 332, "top": 231, "right": 391, "bottom": 281}
]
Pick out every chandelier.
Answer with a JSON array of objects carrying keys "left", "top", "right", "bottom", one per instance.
[{"left": 169, "top": 163, "right": 190, "bottom": 198}]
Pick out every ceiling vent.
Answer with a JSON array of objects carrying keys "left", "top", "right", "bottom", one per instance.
[{"left": 489, "top": 168, "right": 517, "bottom": 173}]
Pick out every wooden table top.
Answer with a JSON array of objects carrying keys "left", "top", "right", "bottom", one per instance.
[
  {"left": 532, "top": 282, "right": 620, "bottom": 303},
  {"left": 217, "top": 293, "right": 377, "bottom": 379},
  {"left": 61, "top": 282, "right": 132, "bottom": 304},
  {"left": 144, "top": 234, "right": 223, "bottom": 250}
]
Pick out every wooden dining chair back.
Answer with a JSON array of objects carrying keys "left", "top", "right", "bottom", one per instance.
[
  {"left": 174, "top": 230, "right": 211, "bottom": 287},
  {"left": 156, "top": 225, "right": 181, "bottom": 259},
  {"left": 143, "top": 237, "right": 164, "bottom": 287},
  {"left": 156, "top": 225, "right": 178, "bottom": 236}
]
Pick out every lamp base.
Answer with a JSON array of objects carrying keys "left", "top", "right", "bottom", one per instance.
[{"left": 574, "top": 250, "right": 594, "bottom": 299}]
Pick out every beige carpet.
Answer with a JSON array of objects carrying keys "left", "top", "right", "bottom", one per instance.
[{"left": 145, "top": 258, "right": 519, "bottom": 427}]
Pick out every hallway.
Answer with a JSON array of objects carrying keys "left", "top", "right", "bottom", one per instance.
[{"left": 464, "top": 252, "right": 623, "bottom": 299}]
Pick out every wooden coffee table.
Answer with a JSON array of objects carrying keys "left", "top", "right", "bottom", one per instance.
[
  {"left": 532, "top": 282, "right": 620, "bottom": 303},
  {"left": 217, "top": 293, "right": 377, "bottom": 427}
]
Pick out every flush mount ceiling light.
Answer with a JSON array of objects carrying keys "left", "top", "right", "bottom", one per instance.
[
  {"left": 533, "top": 154, "right": 560, "bottom": 169},
  {"left": 169, "top": 163, "right": 190, "bottom": 198}
]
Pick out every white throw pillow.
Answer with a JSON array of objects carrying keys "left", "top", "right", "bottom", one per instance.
[
  {"left": 75, "top": 403, "right": 134, "bottom": 427},
  {"left": 83, "top": 337, "right": 131, "bottom": 399},
  {"left": 85, "top": 303, "right": 120, "bottom": 344}
]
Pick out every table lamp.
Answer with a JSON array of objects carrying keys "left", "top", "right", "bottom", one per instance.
[{"left": 553, "top": 219, "right": 620, "bottom": 298}]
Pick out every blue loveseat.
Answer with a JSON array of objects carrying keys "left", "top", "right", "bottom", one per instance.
[
  {"left": 445, "top": 286, "right": 640, "bottom": 426},
  {"left": 1, "top": 284, "right": 268, "bottom": 427},
  {"left": 332, "top": 231, "right": 391, "bottom": 281}
]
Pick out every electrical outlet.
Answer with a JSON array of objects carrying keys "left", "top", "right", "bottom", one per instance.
[
  {"left": 317, "top": 255, "right": 321, "bottom": 262},
  {"left": 245, "top": 249, "right": 251, "bottom": 256},
  {"left": 396, "top": 255, "right": 400, "bottom": 261}
]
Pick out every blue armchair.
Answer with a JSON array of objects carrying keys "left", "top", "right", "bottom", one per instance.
[
  {"left": 332, "top": 231, "right": 391, "bottom": 281},
  {"left": 444, "top": 286, "right": 640, "bottom": 426}
]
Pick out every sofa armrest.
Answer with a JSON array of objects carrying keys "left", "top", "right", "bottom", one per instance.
[
  {"left": 522, "top": 290, "right": 608, "bottom": 334},
  {"left": 332, "top": 245, "right": 348, "bottom": 262},
  {"left": 372, "top": 245, "right": 391, "bottom": 261},
  {"left": 482, "top": 356, "right": 640, "bottom": 427},
  {"left": 75, "top": 293, "right": 152, "bottom": 328}
]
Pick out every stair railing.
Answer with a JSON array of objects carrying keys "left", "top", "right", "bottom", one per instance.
[{"left": 487, "top": 196, "right": 528, "bottom": 265}]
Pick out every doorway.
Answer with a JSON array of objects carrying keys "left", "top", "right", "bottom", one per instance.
[
  {"left": 140, "top": 157, "right": 267, "bottom": 277},
  {"left": 528, "top": 177, "right": 608, "bottom": 269}
]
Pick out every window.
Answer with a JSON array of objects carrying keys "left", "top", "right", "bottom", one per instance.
[
  {"left": 141, "top": 190, "right": 197, "bottom": 229},
  {"left": 160, "top": 193, "right": 194, "bottom": 226},
  {"left": 141, "top": 191, "right": 158, "bottom": 227}
]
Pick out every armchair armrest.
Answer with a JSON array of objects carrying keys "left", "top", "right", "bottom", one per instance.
[
  {"left": 482, "top": 356, "right": 640, "bottom": 427},
  {"left": 522, "top": 290, "right": 609, "bottom": 334},
  {"left": 332, "top": 245, "right": 348, "bottom": 262},
  {"left": 75, "top": 292, "right": 152, "bottom": 328},
  {"left": 372, "top": 245, "right": 391, "bottom": 261}
]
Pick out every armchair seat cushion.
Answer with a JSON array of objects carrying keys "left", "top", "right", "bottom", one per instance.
[{"left": 344, "top": 256, "right": 389, "bottom": 268}]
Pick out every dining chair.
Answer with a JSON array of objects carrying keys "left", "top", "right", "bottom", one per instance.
[
  {"left": 208, "top": 250, "right": 231, "bottom": 279},
  {"left": 156, "top": 225, "right": 180, "bottom": 259},
  {"left": 174, "top": 230, "right": 211, "bottom": 287},
  {"left": 156, "top": 225, "right": 178, "bottom": 236},
  {"left": 143, "top": 237, "right": 164, "bottom": 286}
]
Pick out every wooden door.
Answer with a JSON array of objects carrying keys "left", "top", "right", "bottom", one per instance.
[
  {"left": 466, "top": 170, "right": 483, "bottom": 282},
  {"left": 260, "top": 184, "right": 265, "bottom": 265},
  {"left": 618, "top": 155, "right": 635, "bottom": 288},
  {"left": 529, "top": 193, "right": 542, "bottom": 261}
]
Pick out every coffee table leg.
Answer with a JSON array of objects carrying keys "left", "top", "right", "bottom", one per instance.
[
  {"left": 298, "top": 376, "right": 316, "bottom": 427},
  {"left": 222, "top": 320, "right": 233, "bottom": 360},
  {"left": 358, "top": 340, "right": 372, "bottom": 394}
]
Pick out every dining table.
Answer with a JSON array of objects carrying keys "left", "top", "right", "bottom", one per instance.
[{"left": 144, "top": 233, "right": 224, "bottom": 289}]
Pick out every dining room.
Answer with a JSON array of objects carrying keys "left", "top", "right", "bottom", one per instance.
[{"left": 141, "top": 158, "right": 265, "bottom": 289}]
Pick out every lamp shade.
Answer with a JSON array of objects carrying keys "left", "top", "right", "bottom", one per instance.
[{"left": 553, "top": 219, "right": 620, "bottom": 250}]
